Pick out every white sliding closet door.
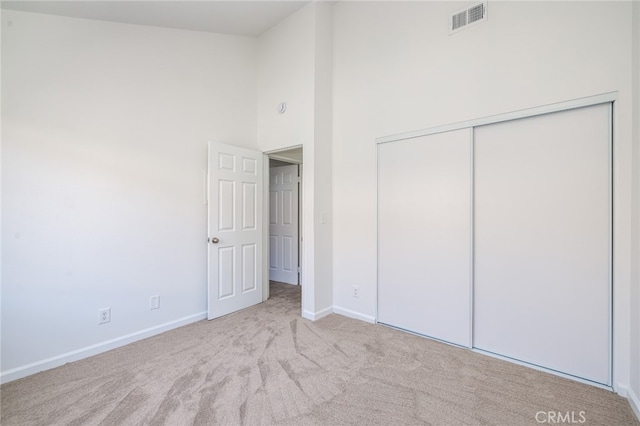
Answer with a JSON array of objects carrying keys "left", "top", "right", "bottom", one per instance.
[
  {"left": 378, "top": 129, "right": 471, "bottom": 347},
  {"left": 473, "top": 104, "right": 611, "bottom": 385}
]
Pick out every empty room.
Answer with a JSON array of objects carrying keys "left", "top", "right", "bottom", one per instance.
[{"left": 2, "top": 1, "right": 640, "bottom": 424}]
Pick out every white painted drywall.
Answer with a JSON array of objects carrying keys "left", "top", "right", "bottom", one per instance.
[
  {"left": 312, "top": 2, "right": 333, "bottom": 315},
  {"left": 631, "top": 0, "right": 640, "bottom": 417},
  {"left": 257, "top": 2, "right": 333, "bottom": 319},
  {"left": 1, "top": 10, "right": 257, "bottom": 379},
  {"left": 257, "top": 5, "right": 314, "bottom": 153},
  {"left": 332, "top": 1, "right": 635, "bottom": 394}
]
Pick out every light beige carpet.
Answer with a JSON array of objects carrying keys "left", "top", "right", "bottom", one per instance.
[{"left": 1, "top": 282, "right": 638, "bottom": 425}]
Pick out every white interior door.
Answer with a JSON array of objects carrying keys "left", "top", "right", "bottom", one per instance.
[
  {"left": 473, "top": 104, "right": 611, "bottom": 385},
  {"left": 378, "top": 129, "right": 472, "bottom": 347},
  {"left": 208, "top": 142, "right": 264, "bottom": 320},
  {"left": 269, "top": 165, "right": 299, "bottom": 284}
]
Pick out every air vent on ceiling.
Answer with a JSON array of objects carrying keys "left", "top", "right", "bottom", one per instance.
[{"left": 449, "top": 2, "right": 487, "bottom": 35}]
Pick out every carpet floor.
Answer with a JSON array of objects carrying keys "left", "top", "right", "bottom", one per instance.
[{"left": 1, "top": 282, "right": 638, "bottom": 425}]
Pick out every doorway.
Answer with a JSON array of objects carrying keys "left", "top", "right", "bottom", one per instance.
[
  {"left": 207, "top": 143, "right": 304, "bottom": 320},
  {"left": 267, "top": 146, "right": 303, "bottom": 290}
]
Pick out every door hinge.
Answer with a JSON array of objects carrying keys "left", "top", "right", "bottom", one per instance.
[{"left": 297, "top": 267, "right": 301, "bottom": 273}]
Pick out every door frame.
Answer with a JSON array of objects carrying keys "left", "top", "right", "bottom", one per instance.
[{"left": 262, "top": 145, "right": 304, "bottom": 303}]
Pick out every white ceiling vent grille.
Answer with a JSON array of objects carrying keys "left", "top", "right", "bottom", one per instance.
[
  {"left": 452, "top": 11, "right": 467, "bottom": 31},
  {"left": 449, "top": 2, "right": 487, "bottom": 35}
]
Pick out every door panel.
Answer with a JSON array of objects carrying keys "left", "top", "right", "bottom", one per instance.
[
  {"left": 283, "top": 237, "right": 293, "bottom": 269},
  {"left": 269, "top": 165, "right": 299, "bottom": 284},
  {"left": 208, "top": 142, "right": 263, "bottom": 319},
  {"left": 378, "top": 129, "right": 472, "bottom": 347},
  {"left": 473, "top": 104, "right": 611, "bottom": 385},
  {"left": 269, "top": 236, "right": 278, "bottom": 269},
  {"left": 219, "top": 180, "right": 235, "bottom": 231},
  {"left": 218, "top": 247, "right": 234, "bottom": 299},
  {"left": 283, "top": 191, "right": 293, "bottom": 224},
  {"left": 242, "top": 244, "right": 257, "bottom": 292},
  {"left": 242, "top": 183, "right": 257, "bottom": 230}
]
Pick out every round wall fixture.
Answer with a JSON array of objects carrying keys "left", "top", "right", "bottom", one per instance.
[{"left": 278, "top": 102, "right": 287, "bottom": 114}]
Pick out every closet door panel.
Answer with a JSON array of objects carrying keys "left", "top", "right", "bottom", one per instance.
[
  {"left": 378, "top": 129, "right": 471, "bottom": 347},
  {"left": 473, "top": 104, "right": 611, "bottom": 384}
]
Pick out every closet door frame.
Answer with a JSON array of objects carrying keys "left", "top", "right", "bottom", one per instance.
[{"left": 376, "top": 91, "right": 615, "bottom": 389}]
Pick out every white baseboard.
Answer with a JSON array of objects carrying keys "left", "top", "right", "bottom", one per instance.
[
  {"left": 302, "top": 306, "right": 376, "bottom": 324},
  {"left": 332, "top": 305, "right": 376, "bottom": 324},
  {"left": 626, "top": 385, "right": 640, "bottom": 422},
  {"left": 0, "top": 312, "right": 207, "bottom": 384},
  {"left": 302, "top": 306, "right": 333, "bottom": 321}
]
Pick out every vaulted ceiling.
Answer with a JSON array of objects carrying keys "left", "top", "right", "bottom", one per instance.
[{"left": 1, "top": 1, "right": 312, "bottom": 36}]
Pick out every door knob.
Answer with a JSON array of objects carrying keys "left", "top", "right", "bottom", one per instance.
[{"left": 210, "top": 237, "right": 219, "bottom": 244}]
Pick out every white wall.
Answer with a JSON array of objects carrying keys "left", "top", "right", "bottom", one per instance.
[
  {"left": 631, "top": 0, "right": 640, "bottom": 417},
  {"left": 1, "top": 10, "right": 257, "bottom": 380},
  {"left": 257, "top": 3, "right": 333, "bottom": 319},
  {"left": 312, "top": 2, "right": 333, "bottom": 314},
  {"left": 257, "top": 5, "right": 314, "bottom": 153},
  {"left": 332, "top": 0, "right": 636, "bottom": 394},
  {"left": 0, "top": 7, "right": 4, "bottom": 367}
]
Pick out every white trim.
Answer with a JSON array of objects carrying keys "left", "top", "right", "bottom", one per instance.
[
  {"left": 375, "top": 142, "right": 381, "bottom": 323},
  {"left": 302, "top": 306, "right": 332, "bottom": 321},
  {"left": 262, "top": 153, "right": 270, "bottom": 302},
  {"left": 468, "top": 127, "right": 475, "bottom": 350},
  {"left": 265, "top": 144, "right": 303, "bottom": 155},
  {"left": 0, "top": 312, "right": 206, "bottom": 384},
  {"left": 617, "top": 384, "right": 629, "bottom": 397},
  {"left": 299, "top": 163, "right": 304, "bottom": 287},
  {"left": 607, "top": 102, "right": 614, "bottom": 386},
  {"left": 378, "top": 321, "right": 468, "bottom": 350},
  {"left": 265, "top": 145, "right": 303, "bottom": 164},
  {"left": 332, "top": 306, "right": 376, "bottom": 324},
  {"left": 269, "top": 154, "right": 302, "bottom": 164},
  {"left": 624, "top": 385, "right": 640, "bottom": 422},
  {"left": 376, "top": 92, "right": 618, "bottom": 144},
  {"left": 315, "top": 306, "right": 332, "bottom": 319},
  {"left": 473, "top": 348, "right": 613, "bottom": 391}
]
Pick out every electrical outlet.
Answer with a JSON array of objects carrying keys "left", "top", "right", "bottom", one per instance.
[
  {"left": 352, "top": 286, "right": 359, "bottom": 298},
  {"left": 150, "top": 295, "right": 160, "bottom": 310},
  {"left": 98, "top": 307, "right": 111, "bottom": 324}
]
